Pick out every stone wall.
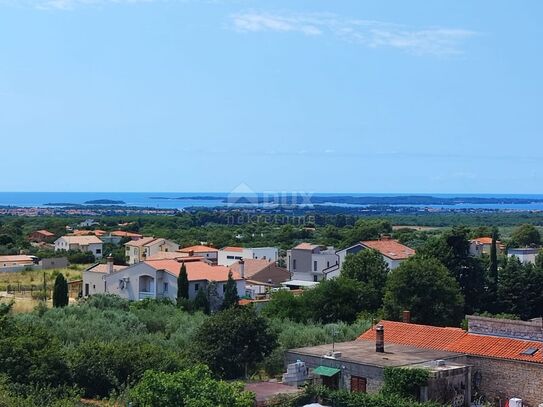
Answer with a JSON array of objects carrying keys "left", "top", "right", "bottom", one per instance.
[
  {"left": 468, "top": 356, "right": 543, "bottom": 407},
  {"left": 467, "top": 315, "right": 543, "bottom": 341}
]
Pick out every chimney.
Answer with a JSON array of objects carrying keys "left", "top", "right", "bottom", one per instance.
[
  {"left": 376, "top": 324, "right": 385, "bottom": 353},
  {"left": 107, "top": 254, "right": 114, "bottom": 274},
  {"left": 239, "top": 259, "right": 245, "bottom": 279},
  {"left": 402, "top": 310, "right": 411, "bottom": 324}
]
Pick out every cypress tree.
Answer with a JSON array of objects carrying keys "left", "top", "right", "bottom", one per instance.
[
  {"left": 221, "top": 271, "right": 239, "bottom": 310},
  {"left": 52, "top": 273, "right": 69, "bottom": 308},
  {"left": 177, "top": 262, "right": 189, "bottom": 305},
  {"left": 193, "top": 287, "right": 210, "bottom": 314}
]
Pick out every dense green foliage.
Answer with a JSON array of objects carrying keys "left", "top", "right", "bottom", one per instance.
[
  {"left": 383, "top": 256, "right": 464, "bottom": 326},
  {"left": 193, "top": 307, "right": 277, "bottom": 379},
  {"left": 510, "top": 223, "right": 541, "bottom": 247},
  {"left": 271, "top": 385, "right": 443, "bottom": 407},
  {"left": 381, "top": 368, "right": 430, "bottom": 399},
  {"left": 127, "top": 365, "right": 254, "bottom": 407},
  {"left": 0, "top": 295, "right": 370, "bottom": 404}
]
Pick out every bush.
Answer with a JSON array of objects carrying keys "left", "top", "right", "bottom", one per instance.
[{"left": 127, "top": 365, "right": 255, "bottom": 407}]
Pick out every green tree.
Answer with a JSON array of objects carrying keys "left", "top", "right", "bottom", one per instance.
[
  {"left": 341, "top": 249, "right": 389, "bottom": 311},
  {"left": 176, "top": 263, "right": 189, "bottom": 305},
  {"left": 127, "top": 365, "right": 254, "bottom": 407},
  {"left": 510, "top": 224, "right": 541, "bottom": 247},
  {"left": 302, "top": 277, "right": 366, "bottom": 324},
  {"left": 497, "top": 257, "right": 543, "bottom": 319},
  {"left": 383, "top": 256, "right": 464, "bottom": 326},
  {"left": 221, "top": 271, "right": 239, "bottom": 310},
  {"left": 192, "top": 307, "right": 277, "bottom": 379},
  {"left": 193, "top": 287, "right": 210, "bottom": 314},
  {"left": 52, "top": 273, "right": 68, "bottom": 308},
  {"left": 419, "top": 227, "right": 486, "bottom": 314}
]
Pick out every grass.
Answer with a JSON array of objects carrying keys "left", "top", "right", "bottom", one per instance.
[{"left": 0, "top": 264, "right": 88, "bottom": 291}]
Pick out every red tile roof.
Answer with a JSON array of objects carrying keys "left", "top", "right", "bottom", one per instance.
[
  {"left": 360, "top": 239, "right": 415, "bottom": 260},
  {"left": 179, "top": 245, "right": 218, "bottom": 253},
  {"left": 34, "top": 230, "right": 55, "bottom": 237},
  {"left": 293, "top": 243, "right": 320, "bottom": 250},
  {"left": 470, "top": 237, "right": 494, "bottom": 245},
  {"left": 221, "top": 246, "right": 244, "bottom": 252},
  {"left": 111, "top": 231, "right": 143, "bottom": 238},
  {"left": 144, "top": 259, "right": 241, "bottom": 282},
  {"left": 358, "top": 320, "right": 543, "bottom": 364}
]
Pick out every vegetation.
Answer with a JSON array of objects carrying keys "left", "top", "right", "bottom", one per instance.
[{"left": 52, "top": 273, "right": 68, "bottom": 308}]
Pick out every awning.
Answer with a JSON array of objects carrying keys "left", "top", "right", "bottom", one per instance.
[{"left": 312, "top": 366, "right": 341, "bottom": 377}]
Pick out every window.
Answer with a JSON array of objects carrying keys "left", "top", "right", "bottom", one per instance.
[
  {"left": 96, "top": 249, "right": 102, "bottom": 254},
  {"left": 293, "top": 259, "right": 296, "bottom": 270},
  {"left": 227, "top": 255, "right": 235, "bottom": 260},
  {"left": 327, "top": 261, "right": 330, "bottom": 268},
  {"left": 223, "top": 284, "right": 226, "bottom": 292},
  {"left": 350, "top": 376, "right": 367, "bottom": 393},
  {"left": 195, "top": 283, "right": 199, "bottom": 291},
  {"left": 313, "top": 260, "right": 317, "bottom": 271},
  {"left": 163, "top": 282, "right": 168, "bottom": 293},
  {"left": 313, "top": 275, "right": 318, "bottom": 282}
]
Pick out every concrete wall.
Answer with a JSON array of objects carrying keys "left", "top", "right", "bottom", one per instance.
[
  {"left": 467, "top": 315, "right": 543, "bottom": 341},
  {"left": 82, "top": 271, "right": 106, "bottom": 296},
  {"left": 467, "top": 356, "right": 543, "bottom": 407},
  {"left": 40, "top": 257, "right": 69, "bottom": 270}
]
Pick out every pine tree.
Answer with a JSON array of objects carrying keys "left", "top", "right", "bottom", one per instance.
[
  {"left": 52, "top": 273, "right": 68, "bottom": 308},
  {"left": 177, "top": 262, "right": 189, "bottom": 305},
  {"left": 221, "top": 271, "right": 239, "bottom": 310}
]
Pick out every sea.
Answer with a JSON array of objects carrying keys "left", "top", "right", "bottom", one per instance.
[{"left": 1, "top": 192, "right": 543, "bottom": 211}]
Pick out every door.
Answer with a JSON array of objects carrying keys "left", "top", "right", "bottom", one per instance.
[
  {"left": 351, "top": 376, "right": 367, "bottom": 393},
  {"left": 322, "top": 374, "right": 339, "bottom": 390},
  {"left": 84, "top": 283, "right": 89, "bottom": 296}
]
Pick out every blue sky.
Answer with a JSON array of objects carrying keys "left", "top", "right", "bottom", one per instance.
[{"left": 0, "top": 0, "right": 542, "bottom": 193}]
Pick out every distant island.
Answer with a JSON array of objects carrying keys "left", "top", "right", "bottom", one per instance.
[
  {"left": 44, "top": 199, "right": 126, "bottom": 206},
  {"left": 150, "top": 194, "right": 543, "bottom": 206},
  {"left": 84, "top": 199, "right": 126, "bottom": 205}
]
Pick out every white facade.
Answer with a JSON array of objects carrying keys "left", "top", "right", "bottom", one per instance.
[
  {"left": 217, "top": 247, "right": 279, "bottom": 266},
  {"left": 508, "top": 248, "right": 540, "bottom": 265},
  {"left": 287, "top": 245, "right": 338, "bottom": 282},
  {"left": 83, "top": 260, "right": 245, "bottom": 305},
  {"left": 125, "top": 238, "right": 180, "bottom": 265},
  {"left": 54, "top": 236, "right": 103, "bottom": 259}
]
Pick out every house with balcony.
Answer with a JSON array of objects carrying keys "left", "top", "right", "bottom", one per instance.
[
  {"left": 124, "top": 237, "right": 180, "bottom": 264},
  {"left": 286, "top": 243, "right": 338, "bottom": 282},
  {"left": 217, "top": 246, "right": 278, "bottom": 266},
  {"left": 82, "top": 256, "right": 244, "bottom": 304},
  {"left": 54, "top": 235, "right": 104, "bottom": 259}
]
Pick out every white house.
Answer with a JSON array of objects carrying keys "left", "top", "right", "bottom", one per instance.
[
  {"left": 217, "top": 246, "right": 278, "bottom": 266},
  {"left": 54, "top": 235, "right": 104, "bottom": 258},
  {"left": 125, "top": 237, "right": 180, "bottom": 265},
  {"left": 82, "top": 257, "right": 244, "bottom": 305},
  {"left": 286, "top": 243, "right": 338, "bottom": 282},
  {"left": 507, "top": 248, "right": 540, "bottom": 264},
  {"left": 0, "top": 255, "right": 39, "bottom": 272}
]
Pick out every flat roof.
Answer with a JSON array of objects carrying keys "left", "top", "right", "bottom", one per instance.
[{"left": 287, "top": 340, "right": 463, "bottom": 369}]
